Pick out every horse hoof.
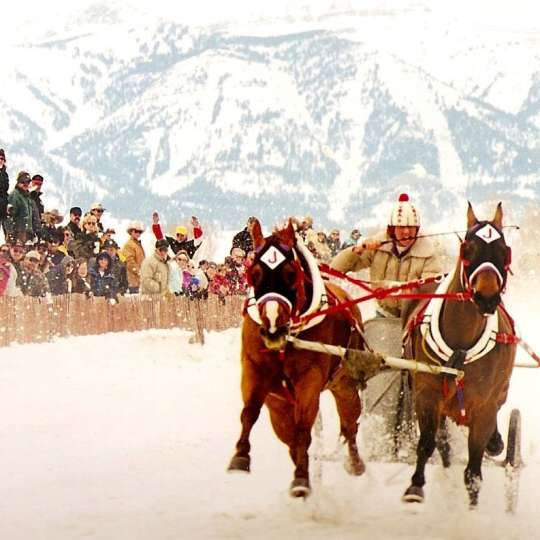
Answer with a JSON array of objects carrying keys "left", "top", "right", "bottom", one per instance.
[
  {"left": 345, "top": 456, "right": 366, "bottom": 476},
  {"left": 289, "top": 478, "right": 311, "bottom": 498},
  {"left": 485, "top": 431, "right": 504, "bottom": 457},
  {"left": 228, "top": 455, "right": 250, "bottom": 473},
  {"left": 402, "top": 485, "right": 424, "bottom": 503}
]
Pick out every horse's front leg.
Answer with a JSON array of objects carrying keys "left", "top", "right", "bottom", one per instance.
[
  {"left": 403, "top": 397, "right": 441, "bottom": 503},
  {"left": 465, "top": 408, "right": 497, "bottom": 507},
  {"left": 228, "top": 359, "right": 272, "bottom": 473},
  {"left": 289, "top": 370, "right": 325, "bottom": 497}
]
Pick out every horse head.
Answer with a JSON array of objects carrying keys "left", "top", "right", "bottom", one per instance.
[
  {"left": 248, "top": 219, "right": 308, "bottom": 351},
  {"left": 460, "top": 202, "right": 511, "bottom": 315}
]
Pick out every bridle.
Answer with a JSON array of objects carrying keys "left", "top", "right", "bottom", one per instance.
[
  {"left": 247, "top": 240, "right": 307, "bottom": 321},
  {"left": 459, "top": 221, "right": 512, "bottom": 295}
]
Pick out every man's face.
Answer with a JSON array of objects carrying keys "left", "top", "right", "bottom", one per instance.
[
  {"left": 394, "top": 226, "right": 418, "bottom": 248},
  {"left": 176, "top": 233, "right": 186, "bottom": 242},
  {"left": 106, "top": 247, "right": 116, "bottom": 259},
  {"left": 48, "top": 242, "right": 58, "bottom": 253},
  {"left": 32, "top": 180, "right": 43, "bottom": 191},
  {"left": 10, "top": 246, "right": 25, "bottom": 261},
  {"left": 156, "top": 247, "right": 168, "bottom": 261},
  {"left": 70, "top": 212, "right": 81, "bottom": 225},
  {"left": 92, "top": 209, "right": 104, "bottom": 219},
  {"left": 18, "top": 181, "right": 30, "bottom": 191}
]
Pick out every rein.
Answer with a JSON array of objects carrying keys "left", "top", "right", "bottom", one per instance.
[{"left": 293, "top": 265, "right": 471, "bottom": 326}]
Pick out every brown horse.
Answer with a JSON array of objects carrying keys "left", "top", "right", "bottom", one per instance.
[
  {"left": 228, "top": 219, "right": 366, "bottom": 496},
  {"left": 402, "top": 203, "right": 516, "bottom": 507}
]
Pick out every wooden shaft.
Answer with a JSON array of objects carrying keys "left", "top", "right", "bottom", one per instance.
[{"left": 287, "top": 336, "right": 464, "bottom": 378}]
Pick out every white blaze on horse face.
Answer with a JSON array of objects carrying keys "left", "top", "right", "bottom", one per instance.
[
  {"left": 260, "top": 246, "right": 286, "bottom": 270},
  {"left": 265, "top": 300, "right": 280, "bottom": 334},
  {"left": 475, "top": 224, "right": 501, "bottom": 244}
]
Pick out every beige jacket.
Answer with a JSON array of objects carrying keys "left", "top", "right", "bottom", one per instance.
[
  {"left": 140, "top": 252, "right": 170, "bottom": 295},
  {"left": 121, "top": 237, "right": 146, "bottom": 288},
  {"left": 331, "top": 231, "right": 445, "bottom": 317}
]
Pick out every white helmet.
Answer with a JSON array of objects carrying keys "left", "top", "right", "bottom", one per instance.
[
  {"left": 389, "top": 193, "right": 420, "bottom": 227},
  {"left": 127, "top": 220, "right": 146, "bottom": 233}
]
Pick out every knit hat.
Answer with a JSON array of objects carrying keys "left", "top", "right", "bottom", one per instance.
[
  {"left": 16, "top": 171, "right": 31, "bottom": 184},
  {"left": 388, "top": 194, "right": 420, "bottom": 227},
  {"left": 155, "top": 239, "right": 169, "bottom": 250},
  {"left": 175, "top": 225, "right": 187, "bottom": 236}
]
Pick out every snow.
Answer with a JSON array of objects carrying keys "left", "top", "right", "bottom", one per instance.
[{"left": 1, "top": 274, "right": 539, "bottom": 539}]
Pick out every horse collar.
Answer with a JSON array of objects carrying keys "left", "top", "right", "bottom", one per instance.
[{"left": 420, "top": 270, "right": 499, "bottom": 365}]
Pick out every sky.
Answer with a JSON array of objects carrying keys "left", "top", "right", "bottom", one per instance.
[{"left": 7, "top": 0, "right": 540, "bottom": 37}]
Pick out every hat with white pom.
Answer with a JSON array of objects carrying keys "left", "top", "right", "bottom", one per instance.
[{"left": 388, "top": 193, "right": 420, "bottom": 227}]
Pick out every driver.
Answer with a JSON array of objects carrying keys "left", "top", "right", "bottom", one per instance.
[{"left": 331, "top": 193, "right": 445, "bottom": 317}]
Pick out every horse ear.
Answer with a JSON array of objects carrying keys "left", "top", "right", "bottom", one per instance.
[
  {"left": 467, "top": 202, "right": 478, "bottom": 229},
  {"left": 283, "top": 218, "right": 296, "bottom": 247},
  {"left": 251, "top": 219, "right": 265, "bottom": 250},
  {"left": 492, "top": 202, "right": 503, "bottom": 229}
]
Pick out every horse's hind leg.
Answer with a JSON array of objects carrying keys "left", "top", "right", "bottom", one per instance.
[
  {"left": 330, "top": 375, "right": 365, "bottom": 476},
  {"left": 403, "top": 400, "right": 441, "bottom": 503}
]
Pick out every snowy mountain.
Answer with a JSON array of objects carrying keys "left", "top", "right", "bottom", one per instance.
[{"left": 2, "top": 1, "right": 539, "bottom": 229}]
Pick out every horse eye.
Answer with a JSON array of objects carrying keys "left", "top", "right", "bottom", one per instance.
[
  {"left": 282, "top": 265, "right": 297, "bottom": 287},
  {"left": 462, "top": 241, "right": 478, "bottom": 261},
  {"left": 250, "top": 265, "right": 263, "bottom": 287}
]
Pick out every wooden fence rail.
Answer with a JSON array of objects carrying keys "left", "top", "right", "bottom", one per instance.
[{"left": 0, "top": 294, "right": 246, "bottom": 348}]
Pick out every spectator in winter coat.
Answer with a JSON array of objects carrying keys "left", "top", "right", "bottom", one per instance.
[
  {"left": 313, "top": 231, "right": 332, "bottom": 263},
  {"left": 121, "top": 221, "right": 146, "bottom": 294},
  {"left": 0, "top": 149, "right": 9, "bottom": 238},
  {"left": 40, "top": 209, "right": 64, "bottom": 243},
  {"left": 331, "top": 194, "right": 444, "bottom": 318},
  {"left": 0, "top": 250, "right": 21, "bottom": 297},
  {"left": 225, "top": 248, "right": 248, "bottom": 295},
  {"left": 18, "top": 250, "right": 50, "bottom": 297},
  {"left": 102, "top": 239, "right": 128, "bottom": 295},
  {"left": 58, "top": 227, "right": 74, "bottom": 258},
  {"left": 46, "top": 238, "right": 65, "bottom": 267},
  {"left": 231, "top": 216, "right": 257, "bottom": 254},
  {"left": 66, "top": 207, "right": 83, "bottom": 241},
  {"left": 89, "top": 252, "right": 118, "bottom": 301},
  {"left": 72, "top": 258, "right": 92, "bottom": 296},
  {"left": 35, "top": 241, "right": 50, "bottom": 275},
  {"left": 327, "top": 229, "right": 343, "bottom": 258},
  {"left": 151, "top": 212, "right": 203, "bottom": 257},
  {"left": 140, "top": 239, "right": 170, "bottom": 296},
  {"left": 341, "top": 229, "right": 361, "bottom": 249},
  {"left": 47, "top": 255, "right": 75, "bottom": 295},
  {"left": 89, "top": 202, "right": 106, "bottom": 234},
  {"left": 71, "top": 214, "right": 100, "bottom": 262},
  {"left": 6, "top": 171, "right": 35, "bottom": 243},
  {"left": 209, "top": 264, "right": 231, "bottom": 298},
  {"left": 8, "top": 241, "right": 25, "bottom": 278},
  {"left": 29, "top": 175, "right": 45, "bottom": 217}
]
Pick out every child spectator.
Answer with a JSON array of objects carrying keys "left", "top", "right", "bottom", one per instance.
[
  {"left": 72, "top": 258, "right": 92, "bottom": 296},
  {"left": 89, "top": 252, "right": 118, "bottom": 302},
  {"left": 47, "top": 256, "right": 75, "bottom": 295}
]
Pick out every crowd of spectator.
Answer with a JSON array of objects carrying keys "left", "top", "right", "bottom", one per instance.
[{"left": 0, "top": 150, "right": 361, "bottom": 301}]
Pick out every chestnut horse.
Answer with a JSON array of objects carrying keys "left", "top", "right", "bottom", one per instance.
[
  {"left": 402, "top": 203, "right": 516, "bottom": 507},
  {"left": 228, "top": 219, "right": 365, "bottom": 497}
]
